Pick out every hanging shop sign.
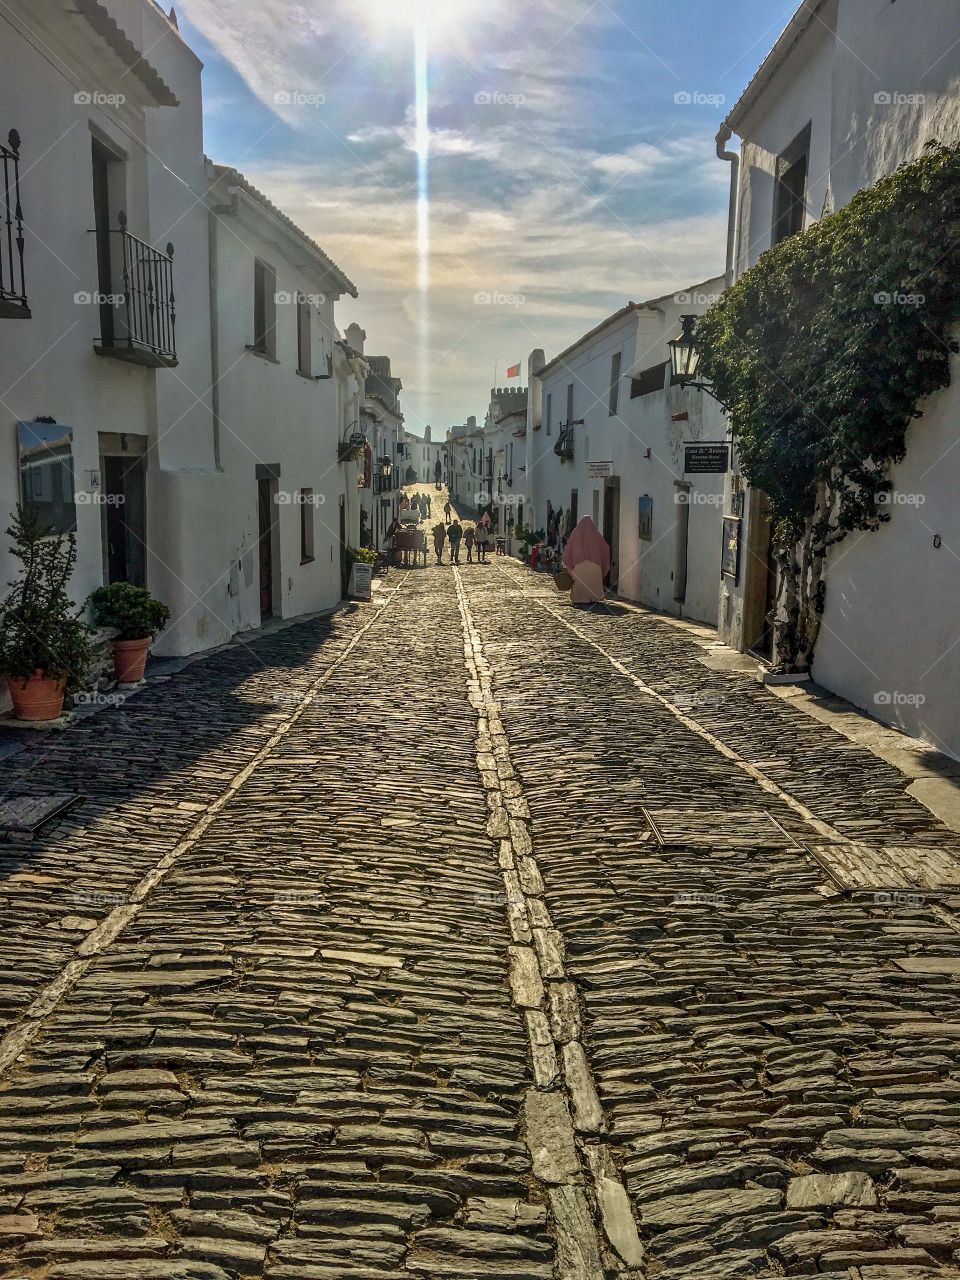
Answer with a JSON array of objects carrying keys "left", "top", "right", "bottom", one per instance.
[{"left": 685, "top": 442, "right": 729, "bottom": 474}]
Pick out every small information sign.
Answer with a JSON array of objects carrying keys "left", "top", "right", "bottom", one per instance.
[{"left": 349, "top": 562, "right": 373, "bottom": 600}]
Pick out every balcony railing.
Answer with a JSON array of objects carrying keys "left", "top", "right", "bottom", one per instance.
[
  {"left": 92, "top": 212, "right": 177, "bottom": 367},
  {"left": 1, "top": 130, "right": 29, "bottom": 319},
  {"left": 554, "top": 425, "right": 575, "bottom": 461}
]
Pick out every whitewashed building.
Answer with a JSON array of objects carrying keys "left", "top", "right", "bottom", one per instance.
[
  {"left": 0, "top": 0, "right": 219, "bottom": 660},
  {"left": 403, "top": 426, "right": 444, "bottom": 487},
  {"left": 347, "top": 324, "right": 404, "bottom": 552},
  {"left": 446, "top": 417, "right": 482, "bottom": 507},
  {"left": 714, "top": 0, "right": 960, "bottom": 757},
  {"left": 207, "top": 164, "right": 361, "bottom": 633},
  {"left": 0, "top": 0, "right": 366, "bottom": 681},
  {"left": 527, "top": 278, "right": 726, "bottom": 625},
  {"left": 483, "top": 387, "right": 528, "bottom": 548}
]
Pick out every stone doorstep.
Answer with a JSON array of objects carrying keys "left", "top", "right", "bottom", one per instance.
[{"left": 0, "top": 710, "right": 76, "bottom": 732}]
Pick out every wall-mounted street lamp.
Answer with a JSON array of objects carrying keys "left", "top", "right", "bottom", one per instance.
[
  {"left": 379, "top": 456, "right": 393, "bottom": 479},
  {"left": 668, "top": 314, "right": 728, "bottom": 408}
]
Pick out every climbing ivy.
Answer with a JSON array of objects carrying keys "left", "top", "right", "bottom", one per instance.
[{"left": 695, "top": 141, "right": 960, "bottom": 669}]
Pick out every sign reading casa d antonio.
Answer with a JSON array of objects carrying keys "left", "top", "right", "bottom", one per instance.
[{"left": 684, "top": 443, "right": 729, "bottom": 474}]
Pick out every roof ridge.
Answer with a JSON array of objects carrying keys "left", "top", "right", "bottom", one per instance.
[{"left": 210, "top": 162, "right": 358, "bottom": 298}]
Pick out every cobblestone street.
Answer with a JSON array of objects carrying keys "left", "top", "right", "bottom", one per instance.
[{"left": 1, "top": 565, "right": 960, "bottom": 1280}]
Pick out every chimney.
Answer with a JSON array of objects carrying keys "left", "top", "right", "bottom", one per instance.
[{"left": 344, "top": 322, "right": 366, "bottom": 354}]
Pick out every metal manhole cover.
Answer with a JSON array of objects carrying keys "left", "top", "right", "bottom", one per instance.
[
  {"left": 0, "top": 793, "right": 81, "bottom": 833},
  {"left": 807, "top": 842, "right": 960, "bottom": 893},
  {"left": 642, "top": 808, "right": 802, "bottom": 850}
]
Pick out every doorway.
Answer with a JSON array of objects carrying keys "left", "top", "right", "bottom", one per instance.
[
  {"left": 602, "top": 477, "right": 620, "bottom": 590},
  {"left": 339, "top": 495, "right": 347, "bottom": 597},
  {"left": 257, "top": 477, "right": 277, "bottom": 620},
  {"left": 102, "top": 454, "right": 146, "bottom": 586},
  {"left": 752, "top": 538, "right": 778, "bottom": 659}
]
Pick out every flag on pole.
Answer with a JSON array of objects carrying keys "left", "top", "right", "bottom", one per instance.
[{"left": 506, "top": 363, "right": 521, "bottom": 379}]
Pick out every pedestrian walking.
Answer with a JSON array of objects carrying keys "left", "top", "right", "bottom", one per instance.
[
  {"left": 475, "top": 522, "right": 492, "bottom": 563},
  {"left": 432, "top": 521, "right": 447, "bottom": 565},
  {"left": 425, "top": 494, "right": 432, "bottom": 517},
  {"left": 443, "top": 500, "right": 452, "bottom": 521},
  {"left": 464, "top": 525, "right": 475, "bottom": 563},
  {"left": 447, "top": 520, "right": 463, "bottom": 565},
  {"left": 386, "top": 515, "right": 402, "bottom": 566}
]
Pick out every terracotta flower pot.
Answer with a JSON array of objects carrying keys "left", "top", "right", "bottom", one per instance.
[
  {"left": 6, "top": 671, "right": 68, "bottom": 721},
  {"left": 112, "top": 636, "right": 152, "bottom": 684}
]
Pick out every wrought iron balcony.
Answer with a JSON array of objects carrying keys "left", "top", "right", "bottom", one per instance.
[
  {"left": 554, "top": 425, "right": 574, "bottom": 461},
  {"left": 1, "top": 130, "right": 29, "bottom": 319},
  {"left": 91, "top": 213, "right": 177, "bottom": 367}
]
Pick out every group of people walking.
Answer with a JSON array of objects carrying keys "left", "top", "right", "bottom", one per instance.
[
  {"left": 432, "top": 514, "right": 492, "bottom": 565},
  {"left": 408, "top": 492, "right": 432, "bottom": 520}
]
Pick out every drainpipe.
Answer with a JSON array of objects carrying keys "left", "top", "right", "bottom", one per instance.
[{"left": 716, "top": 124, "right": 740, "bottom": 290}]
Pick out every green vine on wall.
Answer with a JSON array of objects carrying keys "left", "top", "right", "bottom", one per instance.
[{"left": 695, "top": 141, "right": 960, "bottom": 669}]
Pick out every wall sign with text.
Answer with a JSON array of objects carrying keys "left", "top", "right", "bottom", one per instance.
[{"left": 685, "top": 442, "right": 729, "bottom": 474}]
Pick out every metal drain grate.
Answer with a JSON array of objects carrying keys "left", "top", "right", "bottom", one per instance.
[
  {"left": 641, "top": 808, "right": 802, "bottom": 850},
  {"left": 807, "top": 842, "right": 960, "bottom": 894},
  {"left": 0, "top": 793, "right": 80, "bottom": 834}
]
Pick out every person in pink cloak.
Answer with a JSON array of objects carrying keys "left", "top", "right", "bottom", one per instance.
[{"left": 562, "top": 516, "right": 610, "bottom": 604}]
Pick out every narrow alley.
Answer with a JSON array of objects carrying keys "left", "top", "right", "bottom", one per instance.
[{"left": 1, "top": 563, "right": 959, "bottom": 1280}]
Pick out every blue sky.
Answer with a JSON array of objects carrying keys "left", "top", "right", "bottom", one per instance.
[{"left": 176, "top": 0, "right": 798, "bottom": 433}]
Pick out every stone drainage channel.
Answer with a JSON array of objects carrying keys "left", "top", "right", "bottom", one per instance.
[{"left": 454, "top": 567, "right": 646, "bottom": 1280}]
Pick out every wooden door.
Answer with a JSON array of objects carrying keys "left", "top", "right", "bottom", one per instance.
[{"left": 103, "top": 454, "right": 146, "bottom": 587}]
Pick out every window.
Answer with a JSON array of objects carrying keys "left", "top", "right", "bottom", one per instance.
[
  {"left": 638, "top": 495, "right": 653, "bottom": 541},
  {"left": 566, "top": 382, "right": 574, "bottom": 426},
  {"left": 297, "top": 296, "right": 312, "bottom": 375},
  {"left": 631, "top": 362, "right": 668, "bottom": 398},
  {"left": 91, "top": 136, "right": 126, "bottom": 346},
  {"left": 609, "top": 351, "right": 622, "bottom": 415},
  {"left": 300, "top": 488, "right": 315, "bottom": 563},
  {"left": 773, "top": 124, "right": 810, "bottom": 246},
  {"left": 253, "top": 259, "right": 277, "bottom": 358},
  {"left": 545, "top": 392, "right": 552, "bottom": 436},
  {"left": 18, "top": 420, "right": 77, "bottom": 535}
]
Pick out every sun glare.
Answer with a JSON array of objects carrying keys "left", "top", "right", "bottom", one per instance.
[{"left": 363, "top": 0, "right": 481, "bottom": 38}]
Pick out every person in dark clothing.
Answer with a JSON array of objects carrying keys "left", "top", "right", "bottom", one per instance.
[
  {"left": 447, "top": 520, "right": 463, "bottom": 564},
  {"left": 443, "top": 500, "right": 452, "bottom": 521},
  {"left": 464, "top": 525, "right": 475, "bottom": 563},
  {"left": 432, "top": 522, "right": 447, "bottom": 565}
]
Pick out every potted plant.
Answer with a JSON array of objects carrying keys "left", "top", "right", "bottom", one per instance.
[
  {"left": 0, "top": 505, "right": 91, "bottom": 720},
  {"left": 89, "top": 581, "right": 170, "bottom": 684}
]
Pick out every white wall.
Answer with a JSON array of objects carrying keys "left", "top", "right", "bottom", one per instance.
[
  {"left": 0, "top": 0, "right": 222, "bottom": 660},
  {"left": 533, "top": 286, "right": 725, "bottom": 625},
  {"left": 814, "top": 356, "right": 960, "bottom": 760},
  {"left": 211, "top": 191, "right": 351, "bottom": 639},
  {"left": 722, "top": 0, "right": 960, "bottom": 757}
]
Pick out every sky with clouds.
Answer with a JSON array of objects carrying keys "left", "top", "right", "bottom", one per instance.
[{"left": 175, "top": 0, "right": 799, "bottom": 435}]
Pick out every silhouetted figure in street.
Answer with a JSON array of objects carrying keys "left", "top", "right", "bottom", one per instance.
[
  {"left": 448, "top": 520, "right": 463, "bottom": 565},
  {"left": 432, "top": 522, "right": 447, "bottom": 565},
  {"left": 464, "top": 526, "right": 475, "bottom": 563}
]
